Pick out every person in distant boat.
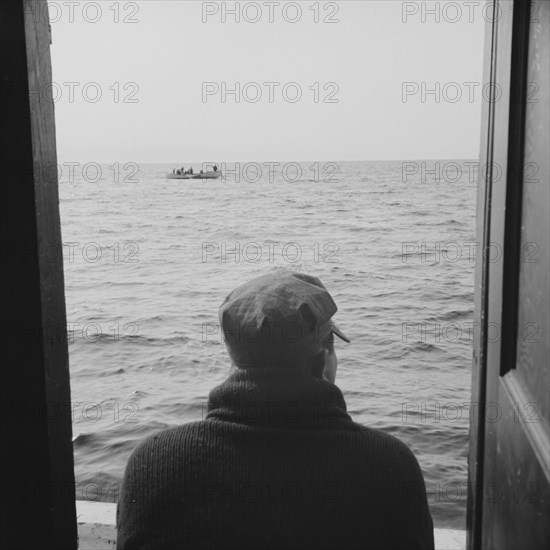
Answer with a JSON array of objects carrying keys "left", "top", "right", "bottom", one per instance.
[
  {"left": 213, "top": 164, "right": 218, "bottom": 172},
  {"left": 117, "top": 271, "right": 434, "bottom": 550},
  {"left": 189, "top": 167, "right": 194, "bottom": 175}
]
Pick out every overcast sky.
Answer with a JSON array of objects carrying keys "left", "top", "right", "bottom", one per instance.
[{"left": 48, "top": 1, "right": 487, "bottom": 163}]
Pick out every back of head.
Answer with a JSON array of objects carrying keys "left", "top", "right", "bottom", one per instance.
[{"left": 219, "top": 270, "right": 348, "bottom": 370}]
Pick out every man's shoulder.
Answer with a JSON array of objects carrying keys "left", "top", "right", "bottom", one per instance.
[
  {"left": 350, "top": 422, "right": 424, "bottom": 473},
  {"left": 127, "top": 418, "right": 422, "bottom": 480},
  {"left": 127, "top": 421, "right": 209, "bottom": 461}
]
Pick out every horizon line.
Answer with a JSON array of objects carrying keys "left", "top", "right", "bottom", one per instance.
[{"left": 56, "top": 157, "right": 481, "bottom": 165}]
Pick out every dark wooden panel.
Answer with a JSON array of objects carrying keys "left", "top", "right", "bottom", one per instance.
[
  {"left": 499, "top": 0, "right": 532, "bottom": 378},
  {"left": 488, "top": 372, "right": 550, "bottom": 549},
  {"left": 0, "top": 1, "right": 77, "bottom": 547},
  {"left": 479, "top": 1, "right": 550, "bottom": 548},
  {"left": 515, "top": 0, "right": 550, "bottom": 429}
]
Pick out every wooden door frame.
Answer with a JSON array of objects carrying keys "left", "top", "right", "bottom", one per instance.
[
  {"left": 466, "top": 0, "right": 500, "bottom": 545},
  {"left": 0, "top": 1, "right": 77, "bottom": 548},
  {"left": 467, "top": 1, "right": 549, "bottom": 548}
]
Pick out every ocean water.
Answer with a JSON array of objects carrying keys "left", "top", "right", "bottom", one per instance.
[{"left": 60, "top": 160, "right": 476, "bottom": 529}]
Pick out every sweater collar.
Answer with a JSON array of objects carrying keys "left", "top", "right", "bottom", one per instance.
[{"left": 205, "top": 367, "right": 354, "bottom": 429}]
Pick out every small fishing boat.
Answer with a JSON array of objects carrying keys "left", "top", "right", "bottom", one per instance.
[{"left": 166, "top": 171, "right": 221, "bottom": 180}]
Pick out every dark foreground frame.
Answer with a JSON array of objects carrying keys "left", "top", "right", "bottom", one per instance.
[
  {"left": 468, "top": 1, "right": 549, "bottom": 549},
  {"left": 0, "top": 1, "right": 77, "bottom": 548}
]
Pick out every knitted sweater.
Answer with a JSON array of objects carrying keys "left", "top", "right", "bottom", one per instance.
[{"left": 116, "top": 367, "right": 434, "bottom": 550}]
